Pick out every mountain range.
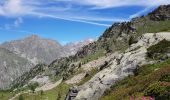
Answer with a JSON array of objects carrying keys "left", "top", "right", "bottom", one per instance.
[{"left": 1, "top": 35, "right": 94, "bottom": 65}]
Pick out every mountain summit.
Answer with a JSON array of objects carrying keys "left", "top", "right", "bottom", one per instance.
[{"left": 1, "top": 35, "right": 63, "bottom": 64}]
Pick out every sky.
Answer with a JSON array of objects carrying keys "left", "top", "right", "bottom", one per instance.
[{"left": 0, "top": 0, "right": 169, "bottom": 45}]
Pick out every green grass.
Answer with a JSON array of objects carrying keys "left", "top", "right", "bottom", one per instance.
[
  {"left": 0, "top": 91, "right": 16, "bottom": 100},
  {"left": 101, "top": 59, "right": 170, "bottom": 100},
  {"left": 81, "top": 49, "right": 106, "bottom": 64},
  {"left": 77, "top": 68, "right": 99, "bottom": 86},
  {"left": 137, "top": 20, "right": 170, "bottom": 35},
  {"left": 15, "top": 83, "right": 70, "bottom": 100}
]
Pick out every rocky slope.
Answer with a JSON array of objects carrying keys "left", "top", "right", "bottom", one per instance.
[
  {"left": 0, "top": 47, "right": 34, "bottom": 89},
  {"left": 75, "top": 32, "right": 170, "bottom": 100}
]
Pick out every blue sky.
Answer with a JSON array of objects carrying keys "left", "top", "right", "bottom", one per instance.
[{"left": 0, "top": 0, "right": 169, "bottom": 45}]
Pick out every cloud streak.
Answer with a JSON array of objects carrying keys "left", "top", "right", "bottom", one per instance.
[
  {"left": 70, "top": 0, "right": 170, "bottom": 9},
  {"left": 30, "top": 12, "right": 112, "bottom": 27},
  {"left": 129, "top": 6, "right": 155, "bottom": 19}
]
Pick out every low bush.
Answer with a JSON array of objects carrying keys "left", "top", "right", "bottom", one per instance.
[
  {"left": 147, "top": 39, "right": 170, "bottom": 60},
  {"left": 144, "top": 82, "right": 170, "bottom": 100}
]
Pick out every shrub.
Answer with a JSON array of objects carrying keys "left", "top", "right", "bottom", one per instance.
[
  {"left": 128, "top": 36, "right": 137, "bottom": 46},
  {"left": 160, "top": 74, "right": 170, "bottom": 82},
  {"left": 18, "top": 95, "right": 24, "bottom": 100},
  {"left": 40, "top": 90, "right": 44, "bottom": 95},
  {"left": 147, "top": 39, "right": 170, "bottom": 60},
  {"left": 144, "top": 82, "right": 170, "bottom": 100},
  {"left": 28, "top": 82, "right": 39, "bottom": 93}
]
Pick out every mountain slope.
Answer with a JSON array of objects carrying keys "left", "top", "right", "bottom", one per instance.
[{"left": 0, "top": 47, "right": 34, "bottom": 89}]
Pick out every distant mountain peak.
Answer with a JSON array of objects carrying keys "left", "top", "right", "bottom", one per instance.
[
  {"left": 29, "top": 34, "right": 40, "bottom": 38},
  {"left": 25, "top": 34, "right": 42, "bottom": 40},
  {"left": 1, "top": 35, "right": 92, "bottom": 64}
]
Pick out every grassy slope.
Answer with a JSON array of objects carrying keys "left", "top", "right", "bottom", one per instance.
[
  {"left": 14, "top": 83, "right": 70, "bottom": 100},
  {"left": 101, "top": 59, "right": 170, "bottom": 100},
  {"left": 137, "top": 20, "right": 170, "bottom": 34},
  {"left": 0, "top": 91, "right": 16, "bottom": 100},
  {"left": 81, "top": 49, "right": 106, "bottom": 64}
]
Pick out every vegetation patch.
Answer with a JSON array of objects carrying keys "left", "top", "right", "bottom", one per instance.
[
  {"left": 77, "top": 68, "right": 99, "bottom": 86},
  {"left": 144, "top": 82, "right": 170, "bottom": 100},
  {"left": 136, "top": 20, "right": 170, "bottom": 35},
  {"left": 81, "top": 49, "right": 106, "bottom": 64},
  {"left": 147, "top": 39, "right": 170, "bottom": 60},
  {"left": 0, "top": 90, "right": 16, "bottom": 100}
]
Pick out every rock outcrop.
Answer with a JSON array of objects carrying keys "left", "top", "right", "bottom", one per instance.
[
  {"left": 75, "top": 32, "right": 170, "bottom": 100},
  {"left": 149, "top": 5, "right": 170, "bottom": 21}
]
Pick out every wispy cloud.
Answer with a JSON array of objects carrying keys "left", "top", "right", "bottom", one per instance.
[
  {"left": 4, "top": 17, "right": 23, "bottom": 29},
  {"left": 0, "top": 0, "right": 33, "bottom": 17},
  {"left": 70, "top": 0, "right": 170, "bottom": 9},
  {"left": 0, "top": 0, "right": 119, "bottom": 27},
  {"left": 29, "top": 12, "right": 112, "bottom": 27}
]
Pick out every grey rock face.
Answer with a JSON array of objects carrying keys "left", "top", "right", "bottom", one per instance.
[
  {"left": 0, "top": 47, "right": 34, "bottom": 89},
  {"left": 63, "top": 39, "right": 94, "bottom": 56}
]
